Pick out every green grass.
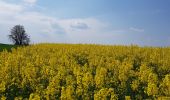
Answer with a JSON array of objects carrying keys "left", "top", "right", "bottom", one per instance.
[{"left": 0, "top": 43, "right": 18, "bottom": 52}]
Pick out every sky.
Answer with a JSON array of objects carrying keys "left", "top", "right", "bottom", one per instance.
[{"left": 0, "top": 0, "right": 170, "bottom": 46}]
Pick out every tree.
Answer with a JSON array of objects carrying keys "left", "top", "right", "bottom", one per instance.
[{"left": 8, "top": 25, "right": 30, "bottom": 45}]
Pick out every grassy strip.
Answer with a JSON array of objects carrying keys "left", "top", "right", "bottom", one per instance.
[{"left": 0, "top": 44, "right": 18, "bottom": 52}]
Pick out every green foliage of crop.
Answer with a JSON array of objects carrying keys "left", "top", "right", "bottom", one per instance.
[
  {"left": 0, "top": 44, "right": 18, "bottom": 52},
  {"left": 0, "top": 44, "right": 169, "bottom": 100}
]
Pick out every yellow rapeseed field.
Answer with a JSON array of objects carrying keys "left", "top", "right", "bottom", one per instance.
[{"left": 0, "top": 44, "right": 169, "bottom": 100}]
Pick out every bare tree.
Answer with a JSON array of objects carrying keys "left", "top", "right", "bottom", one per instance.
[{"left": 8, "top": 25, "right": 30, "bottom": 45}]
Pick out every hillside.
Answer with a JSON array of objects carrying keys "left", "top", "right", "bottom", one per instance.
[{"left": 0, "top": 44, "right": 169, "bottom": 100}]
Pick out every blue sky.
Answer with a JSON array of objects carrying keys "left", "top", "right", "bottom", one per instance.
[{"left": 0, "top": 0, "right": 170, "bottom": 46}]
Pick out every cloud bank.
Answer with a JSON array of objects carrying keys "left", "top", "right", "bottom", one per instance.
[
  {"left": 129, "top": 27, "right": 144, "bottom": 32},
  {"left": 0, "top": 0, "right": 121, "bottom": 44},
  {"left": 23, "top": 0, "right": 37, "bottom": 5}
]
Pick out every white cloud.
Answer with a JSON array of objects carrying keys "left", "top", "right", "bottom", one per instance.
[
  {"left": 70, "top": 22, "right": 89, "bottom": 30},
  {"left": 0, "top": 1, "right": 23, "bottom": 14},
  {"left": 129, "top": 27, "right": 144, "bottom": 32},
  {"left": 58, "top": 18, "right": 107, "bottom": 33},
  {"left": 23, "top": 0, "right": 37, "bottom": 5}
]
